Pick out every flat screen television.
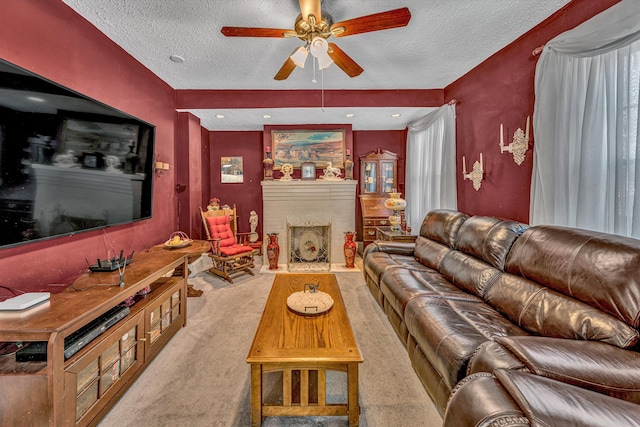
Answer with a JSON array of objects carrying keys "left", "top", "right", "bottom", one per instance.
[{"left": 0, "top": 59, "right": 155, "bottom": 248}]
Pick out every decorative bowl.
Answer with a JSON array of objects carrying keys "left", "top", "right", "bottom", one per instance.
[{"left": 164, "top": 231, "right": 192, "bottom": 248}]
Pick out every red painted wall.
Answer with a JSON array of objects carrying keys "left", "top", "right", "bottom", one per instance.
[
  {"left": 176, "top": 113, "right": 205, "bottom": 239},
  {"left": 208, "top": 131, "right": 264, "bottom": 235},
  {"left": 0, "top": 0, "right": 177, "bottom": 292},
  {"left": 447, "top": 0, "right": 621, "bottom": 223},
  {"left": 208, "top": 127, "right": 407, "bottom": 240}
]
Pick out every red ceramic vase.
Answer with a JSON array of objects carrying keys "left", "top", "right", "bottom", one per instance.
[
  {"left": 266, "top": 233, "right": 279, "bottom": 270},
  {"left": 343, "top": 231, "right": 357, "bottom": 268}
]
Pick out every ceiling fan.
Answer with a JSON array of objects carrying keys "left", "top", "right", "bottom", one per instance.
[{"left": 220, "top": 0, "right": 411, "bottom": 80}]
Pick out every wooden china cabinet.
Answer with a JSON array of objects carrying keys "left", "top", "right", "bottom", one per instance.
[{"left": 359, "top": 149, "right": 398, "bottom": 248}]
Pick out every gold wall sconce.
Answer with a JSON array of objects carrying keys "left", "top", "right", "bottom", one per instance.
[
  {"left": 154, "top": 160, "right": 170, "bottom": 175},
  {"left": 499, "top": 116, "right": 530, "bottom": 165},
  {"left": 462, "top": 153, "right": 484, "bottom": 191}
]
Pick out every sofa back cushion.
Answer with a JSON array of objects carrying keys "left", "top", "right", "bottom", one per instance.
[
  {"left": 414, "top": 237, "right": 451, "bottom": 270},
  {"left": 439, "top": 251, "right": 502, "bottom": 298},
  {"left": 506, "top": 226, "right": 640, "bottom": 329},
  {"left": 485, "top": 274, "right": 639, "bottom": 348},
  {"left": 455, "top": 216, "right": 529, "bottom": 271},
  {"left": 419, "top": 209, "right": 469, "bottom": 248}
]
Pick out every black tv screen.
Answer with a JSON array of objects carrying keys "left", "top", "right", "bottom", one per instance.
[{"left": 0, "top": 59, "right": 155, "bottom": 248}]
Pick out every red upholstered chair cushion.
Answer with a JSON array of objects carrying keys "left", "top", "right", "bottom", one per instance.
[
  {"left": 205, "top": 215, "right": 253, "bottom": 257},
  {"left": 219, "top": 244, "right": 253, "bottom": 256},
  {"left": 205, "top": 215, "right": 237, "bottom": 248}
]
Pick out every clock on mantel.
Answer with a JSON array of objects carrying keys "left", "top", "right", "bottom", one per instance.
[{"left": 359, "top": 149, "right": 398, "bottom": 248}]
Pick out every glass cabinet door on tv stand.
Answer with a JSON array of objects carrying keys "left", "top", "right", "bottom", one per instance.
[{"left": 360, "top": 149, "right": 398, "bottom": 195}]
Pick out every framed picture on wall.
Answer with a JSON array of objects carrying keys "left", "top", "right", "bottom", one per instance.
[
  {"left": 301, "top": 162, "right": 316, "bottom": 180},
  {"left": 271, "top": 129, "right": 345, "bottom": 169},
  {"left": 221, "top": 156, "right": 243, "bottom": 183}
]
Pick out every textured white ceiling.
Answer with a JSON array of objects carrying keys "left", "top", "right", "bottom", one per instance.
[{"left": 61, "top": 0, "right": 570, "bottom": 130}]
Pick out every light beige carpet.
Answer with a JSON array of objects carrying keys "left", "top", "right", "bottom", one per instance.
[{"left": 98, "top": 259, "right": 442, "bottom": 427}]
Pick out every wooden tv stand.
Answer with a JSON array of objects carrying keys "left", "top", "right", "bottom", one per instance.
[{"left": 0, "top": 251, "right": 188, "bottom": 426}]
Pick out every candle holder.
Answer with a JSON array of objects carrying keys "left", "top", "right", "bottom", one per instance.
[
  {"left": 263, "top": 149, "right": 274, "bottom": 180},
  {"left": 462, "top": 153, "right": 484, "bottom": 191},
  {"left": 344, "top": 151, "right": 354, "bottom": 180},
  {"left": 499, "top": 116, "right": 530, "bottom": 166}
]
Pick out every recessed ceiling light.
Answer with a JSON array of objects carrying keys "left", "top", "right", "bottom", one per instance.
[
  {"left": 215, "top": 114, "right": 225, "bottom": 119},
  {"left": 169, "top": 55, "right": 185, "bottom": 63},
  {"left": 345, "top": 113, "right": 355, "bottom": 118},
  {"left": 26, "top": 96, "right": 46, "bottom": 102},
  {"left": 391, "top": 113, "right": 402, "bottom": 118},
  {"left": 263, "top": 114, "right": 271, "bottom": 119}
]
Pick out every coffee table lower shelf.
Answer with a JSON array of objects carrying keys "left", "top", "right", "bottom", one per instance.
[{"left": 250, "top": 362, "right": 360, "bottom": 425}]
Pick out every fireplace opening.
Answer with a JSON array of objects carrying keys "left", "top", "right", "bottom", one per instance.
[{"left": 287, "top": 216, "right": 331, "bottom": 272}]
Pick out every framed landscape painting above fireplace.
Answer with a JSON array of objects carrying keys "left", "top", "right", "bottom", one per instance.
[{"left": 271, "top": 129, "right": 345, "bottom": 169}]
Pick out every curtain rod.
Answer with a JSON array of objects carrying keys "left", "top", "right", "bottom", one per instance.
[{"left": 447, "top": 99, "right": 458, "bottom": 106}]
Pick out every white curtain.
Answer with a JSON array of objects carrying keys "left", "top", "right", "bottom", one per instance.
[
  {"left": 405, "top": 104, "right": 457, "bottom": 230},
  {"left": 531, "top": 0, "right": 640, "bottom": 237}
]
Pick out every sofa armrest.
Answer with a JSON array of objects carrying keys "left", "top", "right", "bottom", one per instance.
[
  {"left": 445, "top": 370, "right": 640, "bottom": 427},
  {"left": 444, "top": 372, "right": 528, "bottom": 427},
  {"left": 363, "top": 241, "right": 415, "bottom": 257},
  {"left": 494, "top": 336, "right": 640, "bottom": 404}
]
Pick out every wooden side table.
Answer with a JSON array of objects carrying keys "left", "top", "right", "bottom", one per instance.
[
  {"left": 149, "top": 240, "right": 211, "bottom": 297},
  {"left": 375, "top": 227, "right": 418, "bottom": 243}
]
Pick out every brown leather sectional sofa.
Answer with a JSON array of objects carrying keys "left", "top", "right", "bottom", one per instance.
[{"left": 362, "top": 209, "right": 640, "bottom": 426}]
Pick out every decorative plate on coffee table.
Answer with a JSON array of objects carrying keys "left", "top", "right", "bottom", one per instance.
[{"left": 286, "top": 290, "right": 334, "bottom": 315}]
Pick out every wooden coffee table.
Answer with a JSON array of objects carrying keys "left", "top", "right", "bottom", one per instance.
[{"left": 247, "top": 273, "right": 363, "bottom": 426}]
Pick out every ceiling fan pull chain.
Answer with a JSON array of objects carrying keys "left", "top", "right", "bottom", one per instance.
[
  {"left": 312, "top": 57, "right": 317, "bottom": 83},
  {"left": 321, "top": 68, "right": 325, "bottom": 112}
]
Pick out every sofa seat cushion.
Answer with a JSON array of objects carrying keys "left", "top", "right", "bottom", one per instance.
[
  {"left": 380, "top": 268, "right": 482, "bottom": 322},
  {"left": 404, "top": 296, "right": 528, "bottom": 390},
  {"left": 363, "top": 252, "right": 425, "bottom": 287}
]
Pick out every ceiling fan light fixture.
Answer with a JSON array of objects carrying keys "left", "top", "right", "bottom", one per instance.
[
  {"left": 309, "top": 37, "right": 333, "bottom": 70},
  {"left": 290, "top": 46, "right": 309, "bottom": 68}
]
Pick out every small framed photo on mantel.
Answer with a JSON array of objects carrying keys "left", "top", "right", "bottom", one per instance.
[{"left": 301, "top": 162, "right": 316, "bottom": 180}]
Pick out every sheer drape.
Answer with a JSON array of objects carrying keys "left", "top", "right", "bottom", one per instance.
[
  {"left": 531, "top": 0, "right": 640, "bottom": 237},
  {"left": 405, "top": 104, "right": 457, "bottom": 230}
]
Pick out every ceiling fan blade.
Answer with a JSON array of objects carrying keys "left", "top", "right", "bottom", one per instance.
[
  {"left": 299, "top": 0, "right": 322, "bottom": 23},
  {"left": 331, "top": 7, "right": 411, "bottom": 37},
  {"left": 221, "top": 26, "right": 295, "bottom": 38},
  {"left": 274, "top": 57, "right": 297, "bottom": 80},
  {"left": 327, "top": 43, "right": 363, "bottom": 78}
]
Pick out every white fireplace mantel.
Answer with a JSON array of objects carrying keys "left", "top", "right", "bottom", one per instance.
[{"left": 261, "top": 180, "right": 357, "bottom": 270}]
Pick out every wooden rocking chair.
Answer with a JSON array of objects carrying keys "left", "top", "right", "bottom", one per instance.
[{"left": 201, "top": 205, "right": 255, "bottom": 283}]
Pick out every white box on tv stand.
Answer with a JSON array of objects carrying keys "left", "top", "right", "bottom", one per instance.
[{"left": 0, "top": 292, "right": 50, "bottom": 311}]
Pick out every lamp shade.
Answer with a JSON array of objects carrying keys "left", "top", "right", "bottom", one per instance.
[
  {"left": 290, "top": 46, "right": 308, "bottom": 68},
  {"left": 309, "top": 37, "right": 333, "bottom": 70},
  {"left": 384, "top": 193, "right": 407, "bottom": 211}
]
